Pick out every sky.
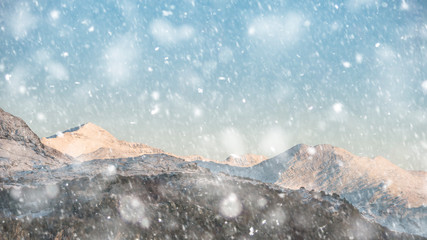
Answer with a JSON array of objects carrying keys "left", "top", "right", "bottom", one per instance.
[{"left": 0, "top": 0, "right": 426, "bottom": 170}]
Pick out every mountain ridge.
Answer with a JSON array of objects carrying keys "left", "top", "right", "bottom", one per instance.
[
  {"left": 40, "top": 122, "right": 426, "bottom": 208},
  {"left": 41, "top": 122, "right": 165, "bottom": 160},
  {"left": 0, "top": 108, "right": 72, "bottom": 176},
  {"left": 1, "top": 112, "right": 424, "bottom": 236},
  {"left": 41, "top": 122, "right": 267, "bottom": 166},
  {"left": 196, "top": 143, "right": 427, "bottom": 236},
  {"left": 41, "top": 121, "right": 427, "bottom": 237}
]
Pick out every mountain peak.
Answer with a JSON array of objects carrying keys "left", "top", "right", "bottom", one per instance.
[
  {"left": 46, "top": 122, "right": 113, "bottom": 138},
  {"left": 224, "top": 153, "right": 267, "bottom": 167},
  {"left": 75, "top": 122, "right": 117, "bottom": 139},
  {"left": 41, "top": 123, "right": 164, "bottom": 159},
  {"left": 80, "top": 122, "right": 102, "bottom": 130},
  {"left": 274, "top": 144, "right": 427, "bottom": 207},
  {"left": 0, "top": 108, "right": 42, "bottom": 147}
]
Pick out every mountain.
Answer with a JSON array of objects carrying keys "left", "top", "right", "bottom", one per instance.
[
  {"left": 0, "top": 108, "right": 72, "bottom": 177},
  {"left": 223, "top": 153, "right": 267, "bottom": 167},
  {"left": 41, "top": 123, "right": 267, "bottom": 166},
  {"left": 42, "top": 122, "right": 427, "bottom": 236},
  {"left": 1, "top": 162, "right": 417, "bottom": 240},
  {"left": 2, "top": 109, "right": 422, "bottom": 239},
  {"left": 196, "top": 144, "right": 427, "bottom": 237},
  {"left": 0, "top": 153, "right": 421, "bottom": 239},
  {"left": 41, "top": 122, "right": 165, "bottom": 161}
]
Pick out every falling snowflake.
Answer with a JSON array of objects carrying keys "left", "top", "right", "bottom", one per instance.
[
  {"left": 219, "top": 193, "right": 242, "bottom": 218},
  {"left": 333, "top": 103, "right": 343, "bottom": 113}
]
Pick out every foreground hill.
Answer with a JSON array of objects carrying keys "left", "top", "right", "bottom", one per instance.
[
  {"left": 0, "top": 154, "right": 422, "bottom": 239},
  {"left": 0, "top": 108, "right": 72, "bottom": 177},
  {"left": 196, "top": 144, "right": 427, "bottom": 237}
]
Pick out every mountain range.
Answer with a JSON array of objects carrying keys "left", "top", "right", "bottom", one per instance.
[
  {"left": 0, "top": 108, "right": 426, "bottom": 239},
  {"left": 40, "top": 122, "right": 267, "bottom": 167},
  {"left": 41, "top": 120, "right": 427, "bottom": 237}
]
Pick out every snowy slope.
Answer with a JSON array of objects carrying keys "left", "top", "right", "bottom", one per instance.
[
  {"left": 196, "top": 144, "right": 301, "bottom": 183},
  {"left": 196, "top": 144, "right": 427, "bottom": 237},
  {"left": 41, "top": 122, "right": 165, "bottom": 160}
]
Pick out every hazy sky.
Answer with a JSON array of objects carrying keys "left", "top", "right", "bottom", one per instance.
[{"left": 0, "top": 0, "right": 426, "bottom": 170}]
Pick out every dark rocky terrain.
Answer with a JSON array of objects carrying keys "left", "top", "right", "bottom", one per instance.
[
  {"left": 1, "top": 157, "right": 423, "bottom": 240},
  {"left": 0, "top": 108, "right": 425, "bottom": 239}
]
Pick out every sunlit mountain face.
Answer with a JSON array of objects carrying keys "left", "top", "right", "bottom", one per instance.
[{"left": 0, "top": 0, "right": 426, "bottom": 170}]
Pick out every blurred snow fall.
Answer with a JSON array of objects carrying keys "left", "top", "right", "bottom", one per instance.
[{"left": 0, "top": 0, "right": 426, "bottom": 170}]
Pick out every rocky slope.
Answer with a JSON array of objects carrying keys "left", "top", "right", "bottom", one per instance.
[
  {"left": 0, "top": 154, "right": 423, "bottom": 239},
  {"left": 196, "top": 144, "right": 427, "bottom": 237},
  {"left": 0, "top": 108, "right": 72, "bottom": 177}
]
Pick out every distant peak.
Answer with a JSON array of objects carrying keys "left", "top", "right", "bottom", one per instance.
[
  {"left": 227, "top": 153, "right": 241, "bottom": 159},
  {"left": 285, "top": 143, "right": 309, "bottom": 154},
  {"left": 224, "top": 153, "right": 267, "bottom": 167},
  {"left": 278, "top": 144, "right": 358, "bottom": 163},
  {"left": 287, "top": 144, "right": 394, "bottom": 166},
  {"left": 46, "top": 123, "right": 85, "bottom": 139},
  {"left": 45, "top": 122, "right": 110, "bottom": 139},
  {"left": 81, "top": 122, "right": 96, "bottom": 128},
  {"left": 78, "top": 122, "right": 108, "bottom": 131},
  {"left": 292, "top": 144, "right": 347, "bottom": 154}
]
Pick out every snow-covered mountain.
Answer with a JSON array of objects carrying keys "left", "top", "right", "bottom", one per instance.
[
  {"left": 223, "top": 153, "right": 267, "bottom": 167},
  {"left": 196, "top": 144, "right": 427, "bottom": 237},
  {"left": 41, "top": 122, "right": 427, "bottom": 236},
  {"left": 41, "top": 123, "right": 267, "bottom": 166},
  {"left": 41, "top": 122, "right": 165, "bottom": 161}
]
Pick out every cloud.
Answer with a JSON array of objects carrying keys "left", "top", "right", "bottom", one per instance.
[
  {"left": 177, "top": 68, "right": 202, "bottom": 90},
  {"left": 33, "top": 49, "right": 69, "bottom": 82},
  {"left": 248, "top": 13, "right": 304, "bottom": 48},
  {"left": 328, "top": 102, "right": 349, "bottom": 123},
  {"left": 346, "top": 0, "right": 376, "bottom": 10},
  {"left": 149, "top": 19, "right": 195, "bottom": 46},
  {"left": 6, "top": 2, "right": 38, "bottom": 39},
  {"left": 49, "top": 10, "right": 60, "bottom": 20},
  {"left": 103, "top": 34, "right": 140, "bottom": 85},
  {"left": 218, "top": 47, "right": 234, "bottom": 64},
  {"left": 4, "top": 64, "right": 30, "bottom": 95},
  {"left": 400, "top": 0, "right": 410, "bottom": 10},
  {"left": 373, "top": 44, "right": 413, "bottom": 105},
  {"left": 220, "top": 128, "right": 246, "bottom": 155},
  {"left": 259, "top": 127, "right": 288, "bottom": 155},
  {"left": 422, "top": 80, "right": 427, "bottom": 94},
  {"left": 45, "top": 61, "right": 69, "bottom": 81}
]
